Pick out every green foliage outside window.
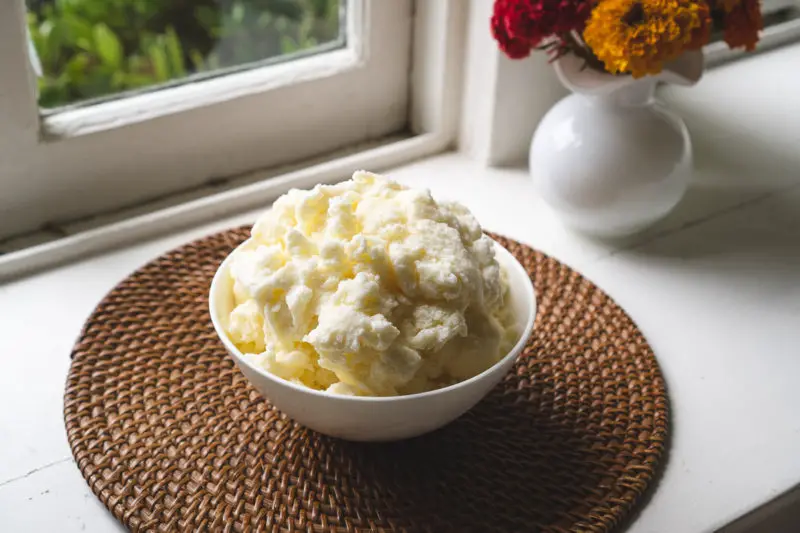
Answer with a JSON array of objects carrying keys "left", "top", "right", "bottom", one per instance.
[{"left": 26, "top": 0, "right": 341, "bottom": 108}]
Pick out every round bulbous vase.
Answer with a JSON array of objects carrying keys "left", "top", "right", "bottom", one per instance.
[{"left": 530, "top": 51, "right": 703, "bottom": 238}]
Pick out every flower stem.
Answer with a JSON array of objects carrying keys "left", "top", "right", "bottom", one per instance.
[{"left": 562, "top": 32, "right": 607, "bottom": 72}]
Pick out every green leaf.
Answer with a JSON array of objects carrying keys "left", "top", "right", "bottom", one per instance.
[
  {"left": 127, "top": 54, "right": 148, "bottom": 73},
  {"left": 62, "top": 14, "right": 93, "bottom": 43},
  {"left": 164, "top": 28, "right": 187, "bottom": 77},
  {"left": 189, "top": 50, "right": 207, "bottom": 71},
  {"left": 79, "top": 0, "right": 108, "bottom": 21},
  {"left": 110, "top": 70, "right": 127, "bottom": 89},
  {"left": 65, "top": 52, "right": 90, "bottom": 80},
  {"left": 55, "top": 0, "right": 73, "bottom": 12},
  {"left": 38, "top": 20, "right": 54, "bottom": 39},
  {"left": 280, "top": 35, "right": 299, "bottom": 54},
  {"left": 93, "top": 24, "right": 123, "bottom": 68},
  {"left": 41, "top": 22, "right": 68, "bottom": 70},
  {"left": 26, "top": 12, "right": 39, "bottom": 30},
  {"left": 125, "top": 74, "right": 158, "bottom": 89},
  {"left": 75, "top": 36, "right": 93, "bottom": 53},
  {"left": 148, "top": 43, "right": 170, "bottom": 82},
  {"left": 83, "top": 68, "right": 115, "bottom": 97}
]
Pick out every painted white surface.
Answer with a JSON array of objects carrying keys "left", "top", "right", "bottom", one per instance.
[
  {"left": 1, "top": 146, "right": 799, "bottom": 531},
  {"left": 3, "top": 43, "right": 800, "bottom": 532},
  {"left": 0, "top": 133, "right": 447, "bottom": 281},
  {"left": 458, "top": 0, "right": 567, "bottom": 167},
  {"left": 409, "top": 0, "right": 467, "bottom": 141},
  {"left": 587, "top": 188, "right": 800, "bottom": 533},
  {"left": 0, "top": 459, "right": 125, "bottom": 533}
]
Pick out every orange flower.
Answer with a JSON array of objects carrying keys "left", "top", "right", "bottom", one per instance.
[
  {"left": 719, "top": 0, "right": 762, "bottom": 51},
  {"left": 583, "top": 0, "right": 712, "bottom": 78}
]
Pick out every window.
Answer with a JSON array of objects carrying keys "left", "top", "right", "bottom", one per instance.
[
  {"left": 0, "top": 1, "right": 463, "bottom": 278},
  {"left": 7, "top": 0, "right": 796, "bottom": 278},
  {"left": 26, "top": 0, "right": 346, "bottom": 109},
  {"left": 0, "top": 0, "right": 418, "bottom": 241}
]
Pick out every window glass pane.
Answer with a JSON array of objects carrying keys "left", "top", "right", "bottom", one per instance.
[
  {"left": 762, "top": 0, "right": 799, "bottom": 14},
  {"left": 26, "top": 0, "right": 344, "bottom": 108}
]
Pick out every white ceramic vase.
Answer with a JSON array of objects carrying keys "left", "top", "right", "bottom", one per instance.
[{"left": 530, "top": 51, "right": 703, "bottom": 238}]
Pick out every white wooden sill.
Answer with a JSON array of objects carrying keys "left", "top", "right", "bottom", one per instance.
[
  {"left": 0, "top": 133, "right": 448, "bottom": 281},
  {"left": 2, "top": 44, "right": 800, "bottom": 533}
]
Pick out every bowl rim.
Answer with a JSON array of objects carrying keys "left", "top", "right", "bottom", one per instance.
[{"left": 209, "top": 239, "right": 537, "bottom": 403}]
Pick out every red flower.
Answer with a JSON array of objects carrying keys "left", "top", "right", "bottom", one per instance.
[
  {"left": 492, "top": 1, "right": 535, "bottom": 58},
  {"left": 491, "top": 0, "right": 593, "bottom": 59}
]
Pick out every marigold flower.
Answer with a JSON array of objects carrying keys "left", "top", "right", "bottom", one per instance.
[
  {"left": 492, "top": 1, "right": 535, "bottom": 58},
  {"left": 718, "top": 0, "right": 762, "bottom": 51},
  {"left": 583, "top": 0, "right": 712, "bottom": 78},
  {"left": 717, "top": 0, "right": 740, "bottom": 10}
]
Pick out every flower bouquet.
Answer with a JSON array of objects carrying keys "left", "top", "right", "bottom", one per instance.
[
  {"left": 495, "top": 0, "right": 765, "bottom": 238},
  {"left": 491, "top": 0, "right": 763, "bottom": 78}
]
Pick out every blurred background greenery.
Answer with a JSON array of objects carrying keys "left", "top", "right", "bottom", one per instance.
[{"left": 26, "top": 0, "right": 342, "bottom": 108}]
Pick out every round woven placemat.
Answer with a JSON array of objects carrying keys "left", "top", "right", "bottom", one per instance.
[{"left": 65, "top": 227, "right": 668, "bottom": 533}]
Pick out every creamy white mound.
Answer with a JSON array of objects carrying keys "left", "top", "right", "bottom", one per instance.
[{"left": 225, "top": 171, "right": 515, "bottom": 396}]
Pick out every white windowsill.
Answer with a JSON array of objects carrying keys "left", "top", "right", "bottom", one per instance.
[
  {"left": 2, "top": 42, "right": 800, "bottom": 533},
  {"left": 0, "top": 132, "right": 447, "bottom": 281}
]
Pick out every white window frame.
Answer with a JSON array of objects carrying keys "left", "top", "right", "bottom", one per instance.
[
  {"left": 0, "top": 0, "right": 466, "bottom": 279},
  {"left": 7, "top": 0, "right": 795, "bottom": 280},
  {"left": 0, "top": 0, "right": 465, "bottom": 239}
]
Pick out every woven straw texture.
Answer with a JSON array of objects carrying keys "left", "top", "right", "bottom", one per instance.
[{"left": 65, "top": 228, "right": 668, "bottom": 533}]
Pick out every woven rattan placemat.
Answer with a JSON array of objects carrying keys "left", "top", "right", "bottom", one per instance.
[{"left": 65, "top": 228, "right": 668, "bottom": 533}]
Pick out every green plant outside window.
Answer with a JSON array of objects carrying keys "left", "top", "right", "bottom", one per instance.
[{"left": 27, "top": 0, "right": 342, "bottom": 108}]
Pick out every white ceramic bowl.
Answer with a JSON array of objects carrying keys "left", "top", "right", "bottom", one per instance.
[{"left": 209, "top": 241, "right": 536, "bottom": 442}]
